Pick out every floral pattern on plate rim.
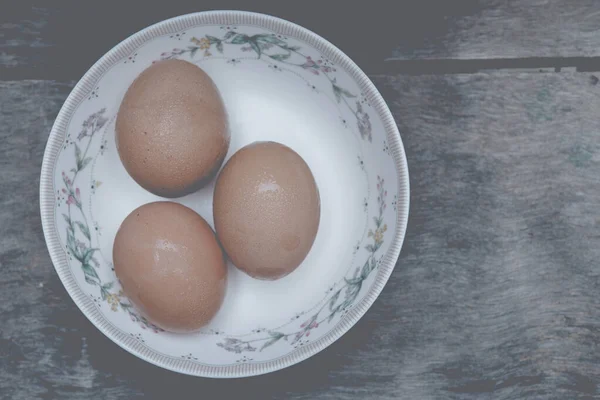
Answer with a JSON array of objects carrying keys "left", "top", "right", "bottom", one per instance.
[
  {"left": 216, "top": 176, "right": 388, "bottom": 353},
  {"left": 58, "top": 108, "right": 163, "bottom": 333},
  {"left": 55, "top": 25, "right": 396, "bottom": 359},
  {"left": 159, "top": 30, "right": 373, "bottom": 142},
  {"left": 60, "top": 106, "right": 387, "bottom": 353}
]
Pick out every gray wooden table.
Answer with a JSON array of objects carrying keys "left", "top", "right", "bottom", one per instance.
[{"left": 2, "top": 1, "right": 600, "bottom": 399}]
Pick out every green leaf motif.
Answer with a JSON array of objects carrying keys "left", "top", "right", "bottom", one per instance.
[
  {"left": 257, "top": 41, "right": 271, "bottom": 50},
  {"left": 333, "top": 85, "right": 342, "bottom": 103},
  {"left": 373, "top": 216, "right": 382, "bottom": 227},
  {"left": 283, "top": 45, "right": 301, "bottom": 52},
  {"left": 66, "top": 229, "right": 78, "bottom": 257},
  {"left": 216, "top": 41, "right": 224, "bottom": 54},
  {"left": 342, "top": 280, "right": 362, "bottom": 310},
  {"left": 190, "top": 47, "right": 199, "bottom": 58},
  {"left": 329, "top": 289, "right": 341, "bottom": 311},
  {"left": 260, "top": 331, "right": 285, "bottom": 351},
  {"left": 223, "top": 31, "right": 237, "bottom": 40},
  {"left": 340, "top": 86, "right": 356, "bottom": 98},
  {"left": 360, "top": 259, "right": 371, "bottom": 280},
  {"left": 332, "top": 83, "right": 356, "bottom": 103},
  {"left": 80, "top": 157, "right": 93, "bottom": 171},
  {"left": 269, "top": 53, "right": 290, "bottom": 61},
  {"left": 81, "top": 262, "right": 100, "bottom": 285},
  {"left": 62, "top": 213, "right": 71, "bottom": 225},
  {"left": 206, "top": 35, "right": 220, "bottom": 44},
  {"left": 254, "top": 34, "right": 286, "bottom": 46},
  {"left": 328, "top": 305, "right": 341, "bottom": 322},
  {"left": 249, "top": 40, "right": 261, "bottom": 58},
  {"left": 230, "top": 34, "right": 249, "bottom": 44},
  {"left": 75, "top": 221, "right": 91, "bottom": 240},
  {"left": 102, "top": 282, "right": 114, "bottom": 290},
  {"left": 365, "top": 244, "right": 375, "bottom": 253},
  {"left": 371, "top": 256, "right": 378, "bottom": 271},
  {"left": 83, "top": 248, "right": 98, "bottom": 265},
  {"left": 344, "top": 277, "right": 362, "bottom": 286},
  {"left": 74, "top": 143, "right": 82, "bottom": 169}
]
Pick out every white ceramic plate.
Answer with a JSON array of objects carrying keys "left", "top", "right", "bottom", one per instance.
[{"left": 40, "top": 11, "right": 409, "bottom": 378}]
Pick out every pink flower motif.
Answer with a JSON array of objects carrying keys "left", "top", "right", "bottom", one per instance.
[
  {"left": 75, "top": 188, "right": 80, "bottom": 198},
  {"left": 62, "top": 188, "right": 67, "bottom": 193},
  {"left": 301, "top": 56, "right": 320, "bottom": 75},
  {"left": 306, "top": 331, "right": 310, "bottom": 337},
  {"left": 66, "top": 195, "right": 75, "bottom": 206}
]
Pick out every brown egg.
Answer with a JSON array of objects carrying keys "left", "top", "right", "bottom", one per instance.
[
  {"left": 213, "top": 141, "right": 320, "bottom": 280},
  {"left": 113, "top": 201, "right": 226, "bottom": 332},
  {"left": 115, "top": 59, "right": 229, "bottom": 198}
]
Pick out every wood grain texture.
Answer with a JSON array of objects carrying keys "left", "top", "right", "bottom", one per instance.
[
  {"left": 0, "top": 0, "right": 406, "bottom": 79},
  {"left": 390, "top": 0, "right": 600, "bottom": 60},
  {"left": 368, "top": 71, "right": 600, "bottom": 399},
  {"left": 4, "top": 1, "right": 600, "bottom": 80},
  {"left": 2, "top": 72, "right": 600, "bottom": 398}
]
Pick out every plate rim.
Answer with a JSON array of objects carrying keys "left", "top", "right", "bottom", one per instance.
[{"left": 39, "top": 10, "right": 410, "bottom": 378}]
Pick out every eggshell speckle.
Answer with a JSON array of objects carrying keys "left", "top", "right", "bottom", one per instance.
[
  {"left": 115, "top": 59, "right": 229, "bottom": 198},
  {"left": 213, "top": 141, "right": 320, "bottom": 280},
  {"left": 113, "top": 201, "right": 227, "bottom": 332}
]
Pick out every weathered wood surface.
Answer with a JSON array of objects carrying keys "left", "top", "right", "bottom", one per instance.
[
  {"left": 0, "top": 1, "right": 405, "bottom": 79},
  {"left": 4, "top": 1, "right": 600, "bottom": 80},
  {"left": 390, "top": 0, "right": 600, "bottom": 61},
  {"left": 3, "top": 1, "right": 600, "bottom": 398},
  {"left": 1, "top": 71, "right": 599, "bottom": 398}
]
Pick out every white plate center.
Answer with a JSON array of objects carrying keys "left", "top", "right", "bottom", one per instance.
[{"left": 90, "top": 58, "right": 368, "bottom": 333}]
